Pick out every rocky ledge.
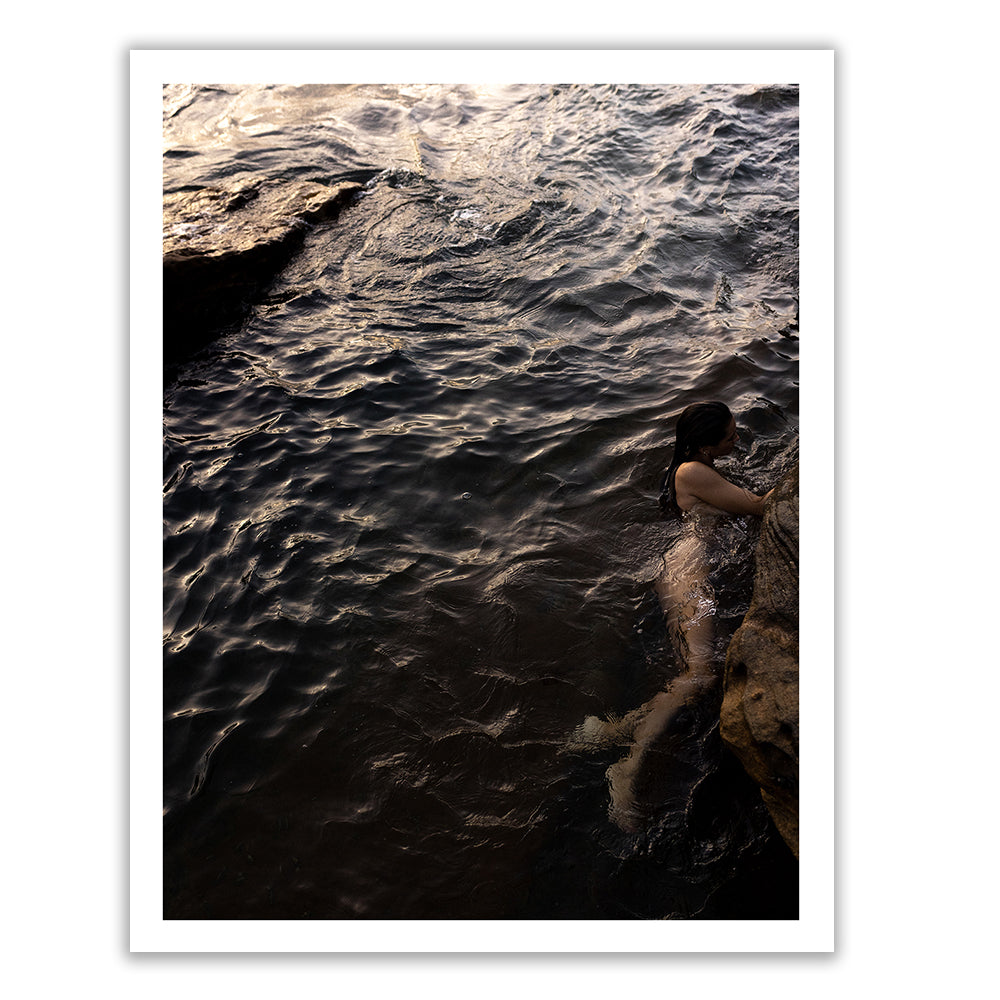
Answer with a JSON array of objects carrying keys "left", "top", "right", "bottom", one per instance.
[
  {"left": 162, "top": 179, "right": 361, "bottom": 365},
  {"left": 721, "top": 463, "right": 799, "bottom": 857}
]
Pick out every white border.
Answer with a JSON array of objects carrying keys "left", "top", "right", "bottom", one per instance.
[{"left": 132, "top": 49, "right": 834, "bottom": 952}]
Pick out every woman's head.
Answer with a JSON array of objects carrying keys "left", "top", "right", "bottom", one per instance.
[{"left": 674, "top": 401, "right": 736, "bottom": 462}]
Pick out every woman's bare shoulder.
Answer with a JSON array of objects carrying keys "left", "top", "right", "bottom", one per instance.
[
  {"left": 675, "top": 461, "right": 725, "bottom": 485},
  {"left": 676, "top": 461, "right": 769, "bottom": 516}
]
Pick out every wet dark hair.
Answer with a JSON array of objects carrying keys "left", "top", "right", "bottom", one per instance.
[{"left": 658, "top": 401, "right": 733, "bottom": 515}]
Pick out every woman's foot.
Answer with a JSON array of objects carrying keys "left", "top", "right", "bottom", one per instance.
[
  {"left": 607, "top": 751, "right": 646, "bottom": 831},
  {"left": 563, "top": 710, "right": 643, "bottom": 753}
]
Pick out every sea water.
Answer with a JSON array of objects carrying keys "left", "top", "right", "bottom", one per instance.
[{"left": 162, "top": 83, "right": 799, "bottom": 919}]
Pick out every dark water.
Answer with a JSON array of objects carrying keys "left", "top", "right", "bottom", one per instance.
[{"left": 162, "top": 83, "right": 800, "bottom": 919}]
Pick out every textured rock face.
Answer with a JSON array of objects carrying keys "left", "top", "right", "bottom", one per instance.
[
  {"left": 721, "top": 463, "right": 799, "bottom": 857},
  {"left": 162, "top": 180, "right": 361, "bottom": 364}
]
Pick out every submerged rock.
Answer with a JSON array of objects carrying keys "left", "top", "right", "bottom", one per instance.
[
  {"left": 720, "top": 463, "right": 799, "bottom": 857},
  {"left": 162, "top": 179, "right": 362, "bottom": 365}
]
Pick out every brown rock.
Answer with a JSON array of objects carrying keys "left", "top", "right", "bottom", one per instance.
[
  {"left": 721, "top": 463, "right": 799, "bottom": 856},
  {"left": 162, "top": 180, "right": 362, "bottom": 365}
]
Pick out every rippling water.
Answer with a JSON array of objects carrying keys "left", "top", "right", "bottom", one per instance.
[{"left": 162, "top": 83, "right": 800, "bottom": 919}]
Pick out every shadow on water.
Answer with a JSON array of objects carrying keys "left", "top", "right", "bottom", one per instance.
[{"left": 520, "top": 737, "right": 799, "bottom": 920}]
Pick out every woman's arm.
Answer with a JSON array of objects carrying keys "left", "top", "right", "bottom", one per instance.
[{"left": 676, "top": 462, "right": 773, "bottom": 516}]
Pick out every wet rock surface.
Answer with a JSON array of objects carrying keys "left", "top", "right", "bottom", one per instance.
[
  {"left": 721, "top": 463, "right": 799, "bottom": 857},
  {"left": 162, "top": 180, "right": 362, "bottom": 365}
]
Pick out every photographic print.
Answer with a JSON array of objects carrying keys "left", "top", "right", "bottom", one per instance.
[{"left": 134, "top": 50, "right": 833, "bottom": 950}]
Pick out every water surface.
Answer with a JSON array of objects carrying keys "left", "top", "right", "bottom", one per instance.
[{"left": 162, "top": 82, "right": 800, "bottom": 919}]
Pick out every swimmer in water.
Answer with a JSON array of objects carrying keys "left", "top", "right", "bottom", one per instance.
[
  {"left": 607, "top": 401, "right": 773, "bottom": 830},
  {"left": 659, "top": 400, "right": 773, "bottom": 518}
]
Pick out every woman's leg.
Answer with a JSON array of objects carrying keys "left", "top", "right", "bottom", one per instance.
[{"left": 606, "top": 549, "right": 718, "bottom": 830}]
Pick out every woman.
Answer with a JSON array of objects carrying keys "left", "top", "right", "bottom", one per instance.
[
  {"left": 659, "top": 400, "right": 772, "bottom": 518},
  {"left": 607, "top": 402, "right": 773, "bottom": 830}
]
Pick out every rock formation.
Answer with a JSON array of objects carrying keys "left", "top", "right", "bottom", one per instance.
[
  {"left": 162, "top": 179, "right": 362, "bottom": 365},
  {"left": 720, "top": 463, "right": 799, "bottom": 856}
]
